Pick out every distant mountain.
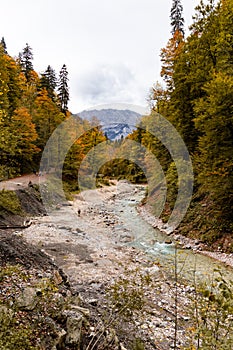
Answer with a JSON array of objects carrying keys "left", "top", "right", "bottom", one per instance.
[{"left": 75, "top": 109, "right": 141, "bottom": 140}]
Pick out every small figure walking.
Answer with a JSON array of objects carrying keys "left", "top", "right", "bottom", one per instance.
[{"left": 78, "top": 209, "right": 81, "bottom": 216}]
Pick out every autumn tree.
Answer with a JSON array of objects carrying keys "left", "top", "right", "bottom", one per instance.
[
  {"left": 157, "top": 0, "right": 185, "bottom": 91},
  {"left": 0, "top": 45, "right": 9, "bottom": 112},
  {"left": 10, "top": 107, "right": 40, "bottom": 173},
  {"left": 32, "top": 89, "right": 65, "bottom": 152},
  {"left": 5, "top": 55, "right": 24, "bottom": 116},
  {"left": 62, "top": 119, "right": 107, "bottom": 191}
]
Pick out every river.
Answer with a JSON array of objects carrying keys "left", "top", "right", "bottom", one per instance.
[
  {"left": 23, "top": 181, "right": 233, "bottom": 287},
  {"left": 20, "top": 181, "right": 233, "bottom": 348},
  {"left": 114, "top": 184, "right": 233, "bottom": 285}
]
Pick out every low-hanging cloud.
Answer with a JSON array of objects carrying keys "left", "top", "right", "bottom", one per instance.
[{"left": 75, "top": 63, "right": 146, "bottom": 109}]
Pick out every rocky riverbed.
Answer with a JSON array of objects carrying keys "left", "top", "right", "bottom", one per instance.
[
  {"left": 138, "top": 205, "right": 233, "bottom": 268},
  {"left": 10, "top": 181, "right": 199, "bottom": 349},
  {"left": 2, "top": 180, "right": 233, "bottom": 349}
]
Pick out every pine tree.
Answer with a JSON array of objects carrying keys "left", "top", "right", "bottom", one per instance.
[
  {"left": 159, "top": 0, "right": 185, "bottom": 91},
  {"left": 0, "top": 37, "right": 7, "bottom": 54},
  {"left": 20, "top": 43, "right": 33, "bottom": 81},
  {"left": 40, "top": 65, "right": 57, "bottom": 100},
  {"left": 170, "top": 0, "right": 185, "bottom": 37},
  {"left": 57, "top": 64, "right": 69, "bottom": 113}
]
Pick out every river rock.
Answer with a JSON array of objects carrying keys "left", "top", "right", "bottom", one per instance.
[
  {"left": 51, "top": 329, "right": 66, "bottom": 350},
  {"left": 53, "top": 269, "right": 63, "bottom": 285},
  {"left": 87, "top": 298, "right": 98, "bottom": 306},
  {"left": 165, "top": 239, "right": 173, "bottom": 244},
  {"left": 65, "top": 311, "right": 84, "bottom": 346},
  {"left": 120, "top": 234, "right": 133, "bottom": 243},
  {"left": 42, "top": 316, "right": 66, "bottom": 349},
  {"left": 16, "top": 287, "right": 38, "bottom": 310},
  {"left": 144, "top": 265, "right": 160, "bottom": 275}
]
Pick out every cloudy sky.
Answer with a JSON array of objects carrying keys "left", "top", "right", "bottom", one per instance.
[{"left": 1, "top": 0, "right": 200, "bottom": 113}]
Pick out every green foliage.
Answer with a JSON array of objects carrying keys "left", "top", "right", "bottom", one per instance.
[
  {"left": 0, "top": 265, "right": 37, "bottom": 350},
  {"left": 0, "top": 37, "right": 7, "bottom": 54},
  {"left": 0, "top": 307, "right": 38, "bottom": 350},
  {"left": 39, "top": 65, "right": 57, "bottom": 101},
  {"left": 20, "top": 43, "right": 34, "bottom": 82},
  {"left": 99, "top": 158, "right": 146, "bottom": 184},
  {"left": 107, "top": 266, "right": 153, "bottom": 320},
  {"left": 170, "top": 0, "right": 185, "bottom": 36},
  {"left": 0, "top": 190, "right": 22, "bottom": 215},
  {"left": 0, "top": 265, "right": 70, "bottom": 350},
  {"left": 131, "top": 338, "right": 145, "bottom": 350},
  {"left": 186, "top": 271, "right": 233, "bottom": 349},
  {"left": 146, "top": 0, "right": 233, "bottom": 242},
  {"left": 194, "top": 72, "right": 233, "bottom": 223},
  {"left": 162, "top": 161, "right": 178, "bottom": 219}
]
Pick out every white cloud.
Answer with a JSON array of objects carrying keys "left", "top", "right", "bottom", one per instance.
[
  {"left": 75, "top": 63, "right": 147, "bottom": 111},
  {"left": 0, "top": 0, "right": 201, "bottom": 113}
]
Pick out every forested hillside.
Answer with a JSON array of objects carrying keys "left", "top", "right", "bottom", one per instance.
[
  {"left": 0, "top": 41, "right": 106, "bottom": 189},
  {"left": 132, "top": 0, "right": 233, "bottom": 248},
  {"left": 0, "top": 41, "right": 67, "bottom": 177}
]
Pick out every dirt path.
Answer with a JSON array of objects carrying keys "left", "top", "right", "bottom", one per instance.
[{"left": 0, "top": 173, "right": 46, "bottom": 191}]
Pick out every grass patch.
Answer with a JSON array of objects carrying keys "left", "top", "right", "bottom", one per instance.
[{"left": 0, "top": 190, "right": 22, "bottom": 215}]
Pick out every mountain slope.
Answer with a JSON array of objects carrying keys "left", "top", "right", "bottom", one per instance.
[{"left": 75, "top": 108, "right": 141, "bottom": 140}]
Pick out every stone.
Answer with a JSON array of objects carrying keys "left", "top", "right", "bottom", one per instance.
[
  {"left": 120, "top": 234, "right": 133, "bottom": 243},
  {"left": 144, "top": 265, "right": 160, "bottom": 275},
  {"left": 16, "top": 287, "right": 38, "bottom": 311},
  {"left": 87, "top": 298, "right": 98, "bottom": 306},
  {"left": 65, "top": 311, "right": 83, "bottom": 346},
  {"left": 70, "top": 305, "right": 90, "bottom": 317},
  {"left": 42, "top": 317, "right": 66, "bottom": 349},
  {"left": 53, "top": 270, "right": 63, "bottom": 285}
]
